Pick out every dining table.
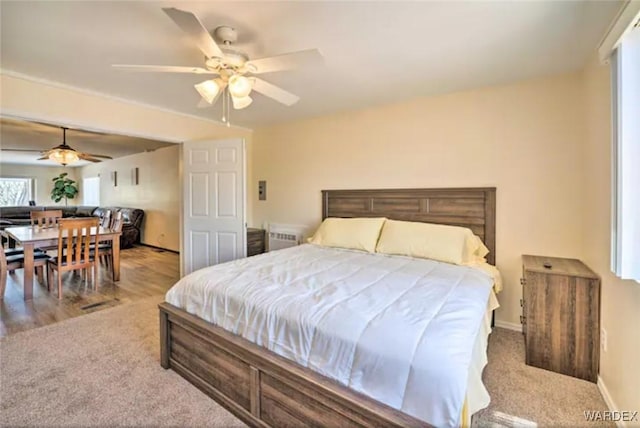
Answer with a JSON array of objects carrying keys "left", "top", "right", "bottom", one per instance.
[{"left": 2, "top": 224, "right": 122, "bottom": 300}]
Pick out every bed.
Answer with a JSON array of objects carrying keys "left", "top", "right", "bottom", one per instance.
[{"left": 159, "top": 187, "right": 497, "bottom": 428}]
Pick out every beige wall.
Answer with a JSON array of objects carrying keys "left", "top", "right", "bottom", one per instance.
[
  {"left": 0, "top": 163, "right": 80, "bottom": 206},
  {"left": 582, "top": 58, "right": 640, "bottom": 414},
  {"left": 79, "top": 145, "right": 180, "bottom": 251},
  {"left": 251, "top": 72, "right": 586, "bottom": 328}
]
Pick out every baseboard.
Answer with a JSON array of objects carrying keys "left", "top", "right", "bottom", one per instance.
[
  {"left": 139, "top": 243, "right": 179, "bottom": 254},
  {"left": 597, "top": 376, "right": 626, "bottom": 428},
  {"left": 494, "top": 320, "right": 523, "bottom": 332}
]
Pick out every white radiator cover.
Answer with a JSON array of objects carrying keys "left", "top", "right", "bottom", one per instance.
[{"left": 266, "top": 223, "right": 306, "bottom": 251}]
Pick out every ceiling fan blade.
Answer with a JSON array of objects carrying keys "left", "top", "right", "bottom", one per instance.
[
  {"left": 162, "top": 7, "right": 223, "bottom": 59},
  {"left": 245, "top": 49, "right": 323, "bottom": 74},
  {"left": 251, "top": 78, "right": 300, "bottom": 106},
  {"left": 77, "top": 153, "right": 103, "bottom": 163},
  {"left": 83, "top": 153, "right": 113, "bottom": 159},
  {"left": 0, "top": 148, "right": 45, "bottom": 153},
  {"left": 112, "top": 64, "right": 217, "bottom": 74},
  {"left": 37, "top": 156, "right": 50, "bottom": 161}
]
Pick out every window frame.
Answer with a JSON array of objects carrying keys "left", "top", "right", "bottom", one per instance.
[
  {"left": 0, "top": 177, "right": 35, "bottom": 207},
  {"left": 610, "top": 26, "right": 640, "bottom": 281}
]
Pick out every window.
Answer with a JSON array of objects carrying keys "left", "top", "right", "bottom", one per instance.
[
  {"left": 611, "top": 26, "right": 640, "bottom": 281},
  {"left": 0, "top": 177, "right": 33, "bottom": 206},
  {"left": 83, "top": 177, "right": 100, "bottom": 206}
]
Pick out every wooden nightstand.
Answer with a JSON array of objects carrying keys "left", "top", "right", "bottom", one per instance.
[
  {"left": 247, "top": 228, "right": 266, "bottom": 257},
  {"left": 521, "top": 255, "right": 600, "bottom": 382}
]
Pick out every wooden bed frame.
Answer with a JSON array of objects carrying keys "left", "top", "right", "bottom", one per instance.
[{"left": 159, "top": 187, "right": 496, "bottom": 428}]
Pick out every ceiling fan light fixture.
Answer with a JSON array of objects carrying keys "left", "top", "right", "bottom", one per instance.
[
  {"left": 194, "top": 79, "right": 220, "bottom": 104},
  {"left": 49, "top": 149, "right": 79, "bottom": 166},
  {"left": 113, "top": 8, "right": 321, "bottom": 125},
  {"left": 232, "top": 95, "right": 253, "bottom": 110},
  {"left": 228, "top": 75, "right": 252, "bottom": 98}
]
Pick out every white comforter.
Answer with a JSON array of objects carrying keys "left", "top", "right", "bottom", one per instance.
[{"left": 166, "top": 244, "right": 496, "bottom": 427}]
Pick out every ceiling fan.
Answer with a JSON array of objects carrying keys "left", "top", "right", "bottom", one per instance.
[
  {"left": 2, "top": 127, "right": 113, "bottom": 166},
  {"left": 113, "top": 7, "right": 323, "bottom": 124}
]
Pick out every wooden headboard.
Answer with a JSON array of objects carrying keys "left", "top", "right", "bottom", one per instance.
[{"left": 322, "top": 187, "right": 496, "bottom": 265}]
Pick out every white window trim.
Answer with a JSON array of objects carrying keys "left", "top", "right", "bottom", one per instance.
[
  {"left": 598, "top": 2, "right": 640, "bottom": 63},
  {"left": 0, "top": 176, "right": 35, "bottom": 206},
  {"left": 611, "top": 25, "right": 640, "bottom": 281}
]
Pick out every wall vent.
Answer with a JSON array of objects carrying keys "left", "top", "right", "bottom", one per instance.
[{"left": 267, "top": 223, "right": 306, "bottom": 251}]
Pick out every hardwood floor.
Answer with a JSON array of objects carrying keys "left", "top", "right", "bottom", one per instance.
[{"left": 0, "top": 246, "right": 179, "bottom": 337}]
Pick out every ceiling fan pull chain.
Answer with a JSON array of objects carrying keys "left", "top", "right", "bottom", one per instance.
[
  {"left": 226, "top": 89, "right": 231, "bottom": 127},
  {"left": 221, "top": 86, "right": 227, "bottom": 123}
]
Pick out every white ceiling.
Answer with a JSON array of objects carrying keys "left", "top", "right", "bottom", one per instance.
[
  {"left": 0, "top": 1, "right": 622, "bottom": 128},
  {"left": 0, "top": 117, "right": 175, "bottom": 166}
]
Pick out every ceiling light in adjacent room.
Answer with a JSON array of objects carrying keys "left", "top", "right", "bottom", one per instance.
[{"left": 49, "top": 149, "right": 79, "bottom": 166}]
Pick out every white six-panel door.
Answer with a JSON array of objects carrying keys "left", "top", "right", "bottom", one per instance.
[{"left": 182, "top": 139, "right": 245, "bottom": 276}]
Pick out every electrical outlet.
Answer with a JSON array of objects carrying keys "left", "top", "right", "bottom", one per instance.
[{"left": 601, "top": 327, "right": 608, "bottom": 352}]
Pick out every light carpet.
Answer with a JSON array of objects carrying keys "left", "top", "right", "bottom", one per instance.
[
  {"left": 475, "top": 329, "right": 613, "bottom": 428},
  {"left": 1, "top": 296, "right": 611, "bottom": 427},
  {"left": 0, "top": 295, "right": 243, "bottom": 427}
]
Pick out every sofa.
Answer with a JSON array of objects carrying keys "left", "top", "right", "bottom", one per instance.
[{"left": 0, "top": 206, "right": 144, "bottom": 249}]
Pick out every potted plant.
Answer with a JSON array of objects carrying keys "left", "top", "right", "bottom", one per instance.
[{"left": 51, "top": 172, "right": 79, "bottom": 206}]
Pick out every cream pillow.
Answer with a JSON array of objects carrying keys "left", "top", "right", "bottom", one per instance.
[
  {"left": 308, "top": 217, "right": 386, "bottom": 253},
  {"left": 465, "top": 234, "right": 490, "bottom": 263},
  {"left": 376, "top": 219, "right": 487, "bottom": 265}
]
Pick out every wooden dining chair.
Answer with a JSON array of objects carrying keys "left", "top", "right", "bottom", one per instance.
[
  {"left": 96, "top": 211, "right": 122, "bottom": 272},
  {"left": 47, "top": 218, "right": 100, "bottom": 299},
  {"left": 31, "top": 209, "right": 64, "bottom": 253},
  {"left": 99, "top": 210, "right": 112, "bottom": 229},
  {"left": 30, "top": 210, "right": 63, "bottom": 228},
  {"left": 1, "top": 246, "right": 48, "bottom": 299}
]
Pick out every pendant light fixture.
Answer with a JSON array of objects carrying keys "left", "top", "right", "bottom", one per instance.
[{"left": 48, "top": 128, "right": 80, "bottom": 166}]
